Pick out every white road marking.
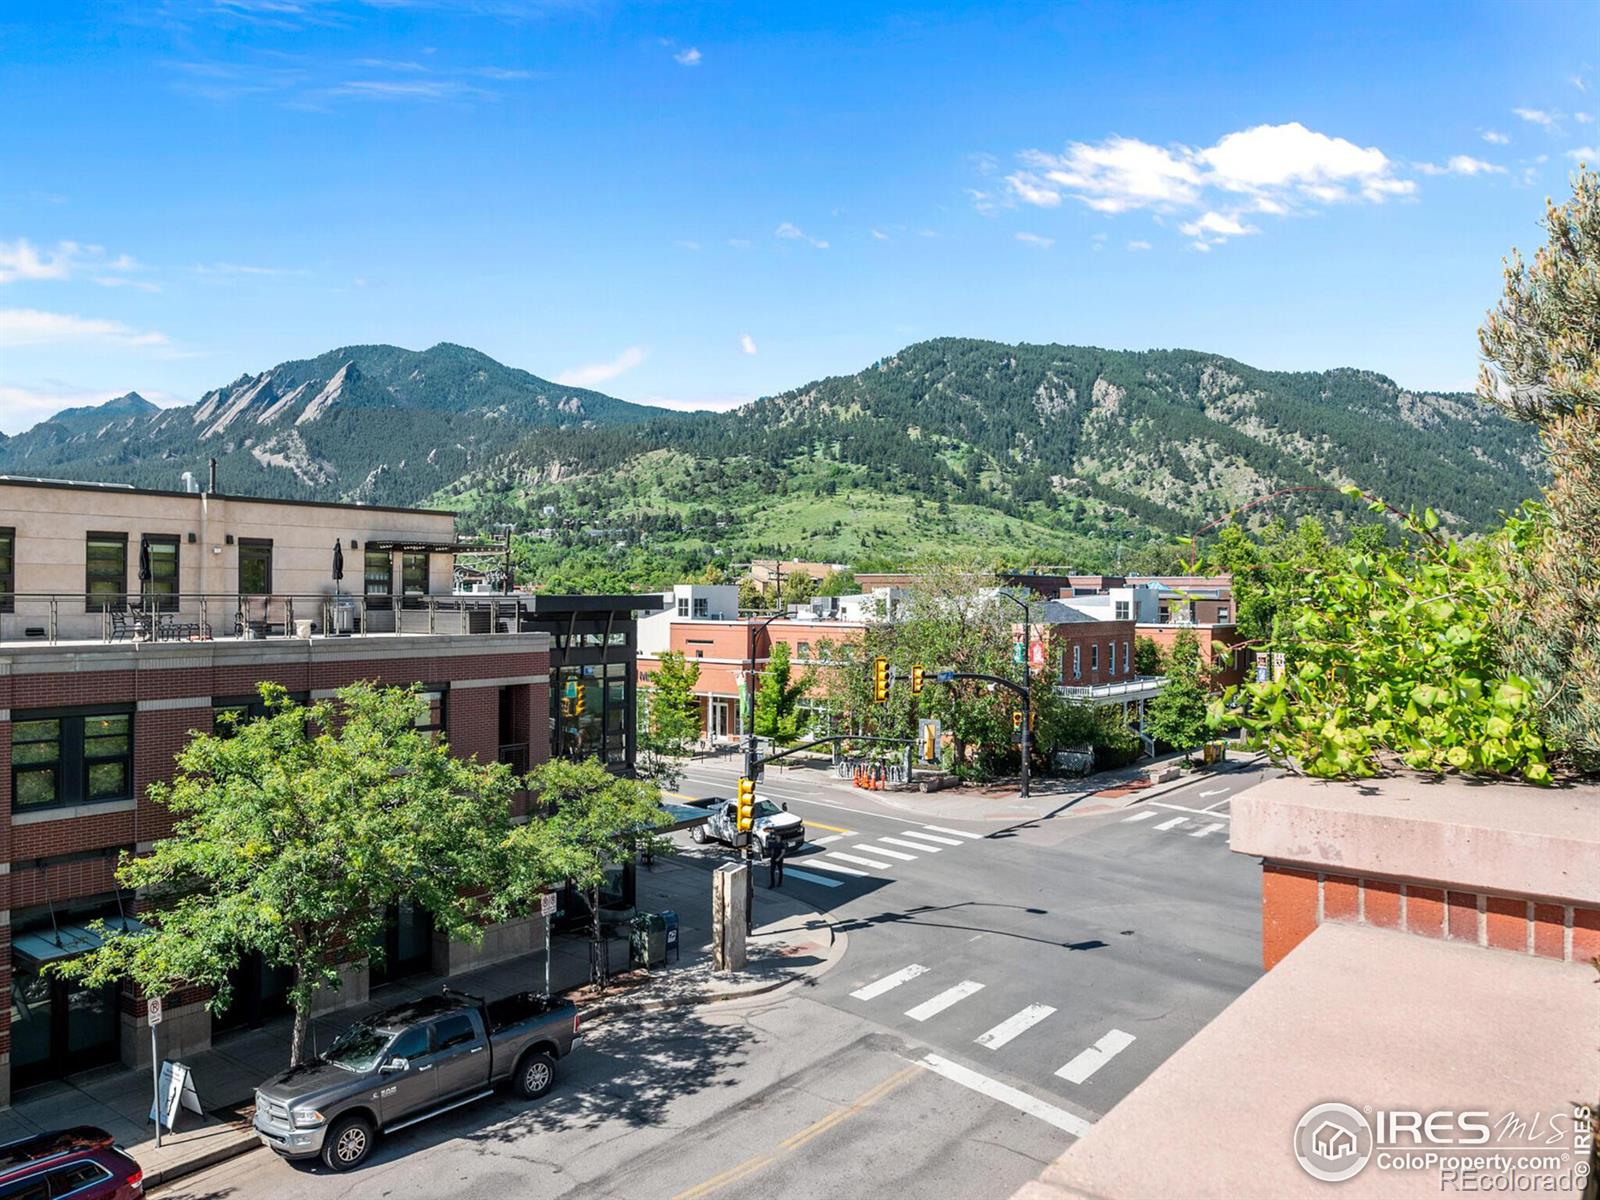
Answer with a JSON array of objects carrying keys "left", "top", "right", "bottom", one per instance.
[
  {"left": 782, "top": 867, "right": 843, "bottom": 889},
  {"left": 1152, "top": 816, "right": 1189, "bottom": 831},
  {"left": 851, "top": 963, "right": 929, "bottom": 1001},
  {"left": 921, "top": 824, "right": 983, "bottom": 840},
  {"left": 1190, "top": 822, "right": 1227, "bottom": 838},
  {"left": 812, "top": 834, "right": 844, "bottom": 845},
  {"left": 1121, "top": 810, "right": 1158, "bottom": 823},
  {"left": 1196, "top": 788, "right": 1228, "bottom": 798},
  {"left": 1149, "top": 801, "right": 1232, "bottom": 818},
  {"left": 880, "top": 836, "right": 941, "bottom": 853},
  {"left": 827, "top": 850, "right": 892, "bottom": 870},
  {"left": 974, "top": 1004, "right": 1057, "bottom": 1049},
  {"left": 1055, "top": 1030, "right": 1137, "bottom": 1084},
  {"left": 917, "top": 1053, "right": 1093, "bottom": 1137},
  {"left": 905, "top": 980, "right": 985, "bottom": 1021},
  {"left": 862, "top": 843, "right": 917, "bottom": 861},
  {"left": 897, "top": 829, "right": 963, "bottom": 846},
  {"left": 805, "top": 857, "right": 869, "bottom": 877}
]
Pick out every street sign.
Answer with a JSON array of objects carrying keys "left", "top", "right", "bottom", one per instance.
[
  {"left": 147, "top": 998, "right": 163, "bottom": 1027},
  {"left": 540, "top": 892, "right": 557, "bottom": 918},
  {"left": 1028, "top": 640, "right": 1046, "bottom": 668},
  {"left": 1012, "top": 642, "right": 1025, "bottom": 664},
  {"left": 936, "top": 670, "right": 954, "bottom": 683}
]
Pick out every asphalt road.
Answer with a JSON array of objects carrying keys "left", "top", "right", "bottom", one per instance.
[{"left": 155, "top": 762, "right": 1267, "bottom": 1200}]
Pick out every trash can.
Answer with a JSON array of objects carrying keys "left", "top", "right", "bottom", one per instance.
[
  {"left": 661, "top": 909, "right": 680, "bottom": 963},
  {"left": 630, "top": 913, "right": 667, "bottom": 968},
  {"left": 330, "top": 596, "right": 355, "bottom": 636}
]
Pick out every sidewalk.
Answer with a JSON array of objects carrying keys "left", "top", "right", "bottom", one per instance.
[{"left": 0, "top": 854, "right": 844, "bottom": 1187}]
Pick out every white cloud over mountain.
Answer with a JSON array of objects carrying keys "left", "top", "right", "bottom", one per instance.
[{"left": 555, "top": 345, "right": 647, "bottom": 387}]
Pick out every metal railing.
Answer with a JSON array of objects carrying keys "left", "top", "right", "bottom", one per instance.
[{"left": 0, "top": 592, "right": 528, "bottom": 646}]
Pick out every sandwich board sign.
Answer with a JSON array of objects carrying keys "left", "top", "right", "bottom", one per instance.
[{"left": 150, "top": 1061, "right": 203, "bottom": 1130}]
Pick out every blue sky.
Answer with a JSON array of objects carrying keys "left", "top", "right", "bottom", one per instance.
[{"left": 1, "top": 0, "right": 1595, "bottom": 433}]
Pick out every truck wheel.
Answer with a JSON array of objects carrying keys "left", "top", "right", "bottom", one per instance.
[
  {"left": 322, "top": 1114, "right": 375, "bottom": 1172},
  {"left": 690, "top": 825, "right": 708, "bottom": 844},
  {"left": 514, "top": 1051, "right": 557, "bottom": 1099}
]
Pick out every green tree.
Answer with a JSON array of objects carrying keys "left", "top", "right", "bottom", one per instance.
[
  {"left": 56, "top": 683, "right": 548, "bottom": 1067},
  {"left": 528, "top": 758, "right": 670, "bottom": 989},
  {"left": 1145, "top": 629, "right": 1212, "bottom": 761},
  {"left": 1478, "top": 165, "right": 1600, "bottom": 772},
  {"left": 754, "top": 640, "right": 810, "bottom": 743},
  {"left": 644, "top": 650, "right": 702, "bottom": 755},
  {"left": 1134, "top": 635, "right": 1165, "bottom": 676},
  {"left": 816, "top": 569, "right": 858, "bottom": 597}
]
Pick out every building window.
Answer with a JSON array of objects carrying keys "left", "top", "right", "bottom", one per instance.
[
  {"left": 1091, "top": 644, "right": 1099, "bottom": 672},
  {"left": 1114, "top": 600, "right": 1130, "bottom": 621},
  {"left": 239, "top": 538, "right": 273, "bottom": 594},
  {"left": 214, "top": 691, "right": 309, "bottom": 736},
  {"left": 1123, "top": 641, "right": 1131, "bottom": 675},
  {"left": 1109, "top": 641, "right": 1117, "bottom": 674},
  {"left": 416, "top": 689, "right": 445, "bottom": 742},
  {"left": 142, "top": 534, "right": 179, "bottom": 612},
  {"left": 797, "top": 641, "right": 812, "bottom": 661},
  {"left": 692, "top": 597, "right": 708, "bottom": 618},
  {"left": 11, "top": 709, "right": 133, "bottom": 810},
  {"left": 402, "top": 552, "right": 429, "bottom": 596},
  {"left": 0, "top": 526, "right": 13, "bottom": 613},
  {"left": 677, "top": 597, "right": 689, "bottom": 618},
  {"left": 1218, "top": 606, "right": 1230, "bottom": 624},
  {"left": 85, "top": 533, "right": 127, "bottom": 612},
  {"left": 1072, "top": 644, "right": 1082, "bottom": 679},
  {"left": 364, "top": 550, "right": 393, "bottom": 607}
]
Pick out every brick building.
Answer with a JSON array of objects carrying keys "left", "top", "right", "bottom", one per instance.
[{"left": 0, "top": 477, "right": 574, "bottom": 1106}]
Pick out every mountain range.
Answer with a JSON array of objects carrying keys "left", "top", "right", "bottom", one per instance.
[{"left": 0, "top": 338, "right": 1543, "bottom": 578}]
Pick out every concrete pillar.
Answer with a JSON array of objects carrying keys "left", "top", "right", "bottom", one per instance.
[{"left": 713, "top": 861, "right": 748, "bottom": 972}]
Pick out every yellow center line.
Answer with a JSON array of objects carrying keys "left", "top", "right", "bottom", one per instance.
[
  {"left": 671, "top": 1065, "right": 921, "bottom": 1200},
  {"left": 664, "top": 791, "right": 705, "bottom": 802},
  {"left": 801, "top": 819, "right": 856, "bottom": 835}
]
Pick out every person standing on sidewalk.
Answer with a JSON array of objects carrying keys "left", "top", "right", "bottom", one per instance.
[{"left": 767, "top": 833, "right": 786, "bottom": 888}]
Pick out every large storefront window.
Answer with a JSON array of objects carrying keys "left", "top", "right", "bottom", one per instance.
[
  {"left": 554, "top": 664, "right": 629, "bottom": 764},
  {"left": 11, "top": 709, "right": 133, "bottom": 811},
  {"left": 368, "top": 899, "right": 434, "bottom": 988}
]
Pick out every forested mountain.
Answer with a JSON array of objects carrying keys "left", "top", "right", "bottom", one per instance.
[
  {"left": 0, "top": 337, "right": 1541, "bottom": 586},
  {"left": 446, "top": 338, "right": 1543, "bottom": 584},
  {"left": 0, "top": 343, "right": 661, "bottom": 507}
]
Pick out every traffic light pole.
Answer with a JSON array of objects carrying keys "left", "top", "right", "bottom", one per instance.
[
  {"left": 997, "top": 592, "right": 1033, "bottom": 801},
  {"left": 741, "top": 608, "right": 792, "bottom": 932}
]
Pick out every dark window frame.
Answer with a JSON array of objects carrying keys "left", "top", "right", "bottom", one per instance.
[
  {"left": 401, "top": 551, "right": 430, "bottom": 596},
  {"left": 10, "top": 706, "right": 134, "bottom": 811},
  {"left": 416, "top": 687, "right": 446, "bottom": 741},
  {"left": 238, "top": 538, "right": 273, "bottom": 595},
  {"left": 84, "top": 531, "right": 127, "bottom": 613},
  {"left": 0, "top": 526, "right": 13, "bottom": 614},
  {"left": 141, "top": 533, "right": 180, "bottom": 613}
]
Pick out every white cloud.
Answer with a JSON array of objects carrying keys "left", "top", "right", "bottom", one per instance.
[
  {"left": 0, "top": 382, "right": 179, "bottom": 434},
  {"left": 1001, "top": 121, "right": 1413, "bottom": 240},
  {"left": 554, "top": 345, "right": 647, "bottom": 388},
  {"left": 1482, "top": 130, "right": 1511, "bottom": 145},
  {"left": 1514, "top": 107, "right": 1555, "bottom": 126},
  {"left": 674, "top": 47, "right": 702, "bottom": 67},
  {"left": 774, "top": 222, "right": 828, "bottom": 248},
  {"left": 1179, "top": 211, "right": 1255, "bottom": 238},
  {"left": 1579, "top": 112, "right": 1596, "bottom": 124},
  {"left": 1126, "top": 240, "right": 1152, "bottom": 251},
  {"left": 192, "top": 261, "right": 306, "bottom": 278},
  {"left": 1570, "top": 146, "right": 1600, "bottom": 162},
  {"left": 1574, "top": 76, "right": 1589, "bottom": 94},
  {"left": 1415, "top": 155, "right": 1506, "bottom": 176},
  {"left": 871, "top": 228, "right": 889, "bottom": 241},
  {"left": 739, "top": 333, "right": 757, "bottom": 356},
  {"left": 0, "top": 308, "right": 168, "bottom": 348},
  {"left": 0, "top": 239, "right": 145, "bottom": 286},
  {"left": 1015, "top": 231, "right": 1054, "bottom": 249},
  {"left": 675, "top": 239, "right": 702, "bottom": 251}
]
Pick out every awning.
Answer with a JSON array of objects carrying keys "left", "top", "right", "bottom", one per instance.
[
  {"left": 13, "top": 917, "right": 148, "bottom": 970},
  {"left": 363, "top": 539, "right": 461, "bottom": 553}
]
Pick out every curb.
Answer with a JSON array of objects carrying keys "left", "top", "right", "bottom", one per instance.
[
  {"left": 1125, "top": 751, "right": 1267, "bottom": 805},
  {"left": 143, "top": 1125, "right": 262, "bottom": 1189}
]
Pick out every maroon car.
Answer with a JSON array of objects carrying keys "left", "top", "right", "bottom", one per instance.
[{"left": 0, "top": 1127, "right": 143, "bottom": 1199}]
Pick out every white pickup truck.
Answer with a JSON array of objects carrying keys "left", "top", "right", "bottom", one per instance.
[{"left": 688, "top": 796, "right": 805, "bottom": 854}]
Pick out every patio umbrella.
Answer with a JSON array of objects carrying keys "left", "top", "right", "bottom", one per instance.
[
  {"left": 137, "top": 536, "right": 152, "bottom": 599},
  {"left": 332, "top": 540, "right": 344, "bottom": 596}
]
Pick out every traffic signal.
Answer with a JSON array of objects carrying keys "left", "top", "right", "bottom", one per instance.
[
  {"left": 736, "top": 777, "right": 756, "bottom": 832},
  {"left": 873, "top": 656, "right": 890, "bottom": 703},
  {"left": 1012, "top": 709, "right": 1023, "bottom": 731},
  {"left": 922, "top": 722, "right": 938, "bottom": 763},
  {"left": 572, "top": 685, "right": 586, "bottom": 717},
  {"left": 910, "top": 664, "right": 925, "bottom": 695}
]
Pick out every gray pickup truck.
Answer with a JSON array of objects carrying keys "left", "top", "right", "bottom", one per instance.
[
  {"left": 253, "top": 987, "right": 578, "bottom": 1171},
  {"left": 688, "top": 795, "right": 805, "bottom": 853}
]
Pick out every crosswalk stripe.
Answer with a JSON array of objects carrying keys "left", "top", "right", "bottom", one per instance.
[
  {"left": 861, "top": 843, "right": 917, "bottom": 861},
  {"left": 975, "top": 1004, "right": 1057, "bottom": 1049},
  {"left": 921, "top": 824, "right": 982, "bottom": 840},
  {"left": 905, "top": 980, "right": 985, "bottom": 1021},
  {"left": 1152, "top": 816, "right": 1188, "bottom": 831},
  {"left": 1055, "top": 1029, "right": 1137, "bottom": 1084},
  {"left": 828, "top": 850, "right": 892, "bottom": 870},
  {"left": 898, "top": 829, "right": 963, "bottom": 846},
  {"left": 1122, "top": 810, "right": 1158, "bottom": 823},
  {"left": 916, "top": 1054, "right": 1092, "bottom": 1137},
  {"left": 851, "top": 963, "right": 929, "bottom": 1000},
  {"left": 782, "top": 867, "right": 843, "bottom": 889},
  {"left": 880, "top": 836, "right": 941, "bottom": 853},
  {"left": 812, "top": 834, "right": 845, "bottom": 845},
  {"left": 806, "top": 857, "right": 869, "bottom": 877},
  {"left": 1190, "top": 822, "right": 1227, "bottom": 838}
]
